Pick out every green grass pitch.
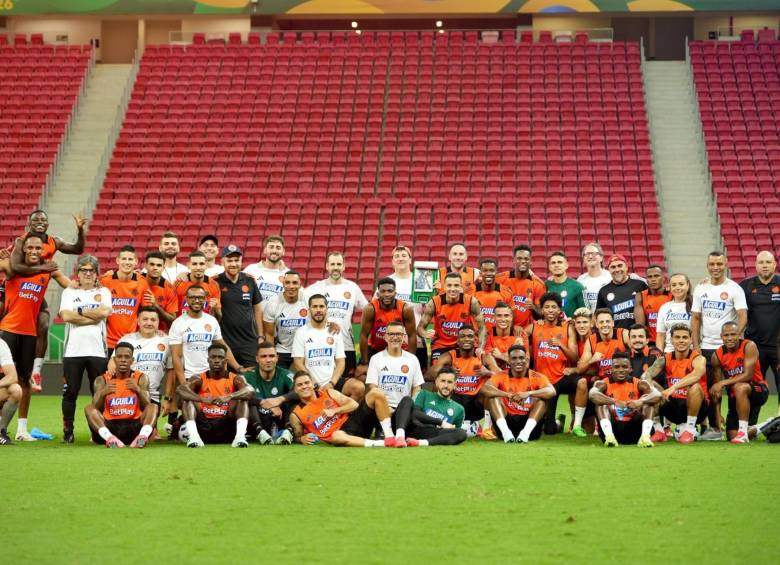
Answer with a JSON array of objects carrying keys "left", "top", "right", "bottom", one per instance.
[{"left": 5, "top": 395, "right": 780, "bottom": 564}]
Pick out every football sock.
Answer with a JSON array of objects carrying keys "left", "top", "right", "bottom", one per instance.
[
  {"left": 641, "top": 419, "right": 653, "bottom": 437},
  {"left": 418, "top": 439, "right": 429, "bottom": 447},
  {"left": 495, "top": 417, "right": 513, "bottom": 442},
  {"left": 395, "top": 428, "right": 405, "bottom": 440},
  {"left": 235, "top": 417, "right": 248, "bottom": 439},
  {"left": 379, "top": 418, "right": 393, "bottom": 438},
  {"left": 573, "top": 407, "right": 586, "bottom": 427},
  {"left": 517, "top": 418, "right": 537, "bottom": 442},
  {"left": 685, "top": 415, "right": 698, "bottom": 433},
  {"left": 17, "top": 418, "right": 28, "bottom": 435},
  {"left": 599, "top": 418, "right": 614, "bottom": 437},
  {"left": 738, "top": 420, "right": 748, "bottom": 435},
  {"left": 364, "top": 439, "right": 385, "bottom": 447}
]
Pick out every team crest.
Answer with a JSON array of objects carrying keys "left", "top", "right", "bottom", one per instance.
[
  {"left": 157, "top": 344, "right": 166, "bottom": 352},
  {"left": 94, "top": 294, "right": 102, "bottom": 301},
  {"left": 204, "top": 324, "right": 212, "bottom": 332},
  {"left": 327, "top": 337, "right": 335, "bottom": 345},
  {"left": 773, "top": 286, "right": 780, "bottom": 293},
  {"left": 299, "top": 308, "right": 308, "bottom": 317},
  {"left": 343, "top": 291, "right": 351, "bottom": 299},
  {"left": 241, "top": 285, "right": 250, "bottom": 292},
  {"left": 401, "top": 365, "right": 409, "bottom": 373},
  {"left": 720, "top": 292, "right": 728, "bottom": 300}
]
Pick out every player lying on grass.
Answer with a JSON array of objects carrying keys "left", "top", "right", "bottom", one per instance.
[
  {"left": 483, "top": 344, "right": 556, "bottom": 443},
  {"left": 84, "top": 342, "right": 156, "bottom": 448},
  {"left": 289, "top": 371, "right": 398, "bottom": 447},
  {"left": 589, "top": 352, "right": 660, "bottom": 447},
  {"left": 176, "top": 343, "right": 254, "bottom": 448},
  {"left": 640, "top": 324, "right": 708, "bottom": 444}
]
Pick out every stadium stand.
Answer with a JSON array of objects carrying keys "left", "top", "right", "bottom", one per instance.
[
  {"left": 88, "top": 31, "right": 661, "bottom": 283},
  {"left": 0, "top": 39, "right": 93, "bottom": 246},
  {"left": 690, "top": 37, "right": 780, "bottom": 280}
]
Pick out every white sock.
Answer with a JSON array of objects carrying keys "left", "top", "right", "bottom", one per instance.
[
  {"left": 32, "top": 357, "right": 43, "bottom": 375},
  {"left": 395, "top": 428, "right": 405, "bottom": 440},
  {"left": 235, "top": 417, "right": 248, "bottom": 439},
  {"left": 364, "top": 439, "right": 385, "bottom": 447},
  {"left": 185, "top": 420, "right": 200, "bottom": 441},
  {"left": 17, "top": 418, "right": 28, "bottom": 434},
  {"left": 139, "top": 425, "right": 153, "bottom": 438},
  {"left": 418, "top": 439, "right": 429, "bottom": 447},
  {"left": 496, "top": 417, "right": 513, "bottom": 442},
  {"left": 517, "top": 418, "right": 537, "bottom": 442},
  {"left": 738, "top": 420, "right": 748, "bottom": 435},
  {"left": 379, "top": 418, "right": 393, "bottom": 438},
  {"left": 686, "top": 415, "right": 697, "bottom": 433},
  {"left": 574, "top": 407, "right": 586, "bottom": 427},
  {"left": 98, "top": 426, "right": 112, "bottom": 440},
  {"left": 483, "top": 410, "right": 492, "bottom": 430},
  {"left": 641, "top": 419, "right": 653, "bottom": 437},
  {"left": 653, "top": 418, "right": 664, "bottom": 433},
  {"left": 599, "top": 418, "right": 614, "bottom": 437}
]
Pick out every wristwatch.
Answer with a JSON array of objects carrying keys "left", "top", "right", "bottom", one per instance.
[{"left": 77, "top": 306, "right": 83, "bottom": 315}]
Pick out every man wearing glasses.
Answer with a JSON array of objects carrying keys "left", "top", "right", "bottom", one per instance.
[
  {"left": 58, "top": 255, "right": 113, "bottom": 443},
  {"left": 577, "top": 242, "right": 612, "bottom": 312}
]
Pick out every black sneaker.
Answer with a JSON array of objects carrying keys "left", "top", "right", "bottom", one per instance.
[
  {"left": 0, "top": 429, "right": 13, "bottom": 445},
  {"left": 556, "top": 414, "right": 567, "bottom": 433},
  {"left": 62, "top": 429, "right": 75, "bottom": 444}
]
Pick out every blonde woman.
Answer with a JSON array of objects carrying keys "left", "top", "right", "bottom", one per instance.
[{"left": 655, "top": 273, "right": 693, "bottom": 353}]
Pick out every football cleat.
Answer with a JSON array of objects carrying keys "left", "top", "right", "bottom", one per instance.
[
  {"left": 405, "top": 438, "right": 420, "bottom": 447},
  {"left": 187, "top": 437, "right": 205, "bottom": 448},
  {"left": 572, "top": 425, "right": 587, "bottom": 438},
  {"left": 729, "top": 431, "right": 749, "bottom": 444},
  {"left": 231, "top": 437, "right": 248, "bottom": 448},
  {"left": 256, "top": 429, "right": 273, "bottom": 445},
  {"left": 637, "top": 435, "right": 654, "bottom": 448},
  {"left": 650, "top": 430, "right": 667, "bottom": 443},
  {"left": 383, "top": 436, "right": 397, "bottom": 447},
  {"left": 677, "top": 430, "right": 696, "bottom": 444},
  {"left": 275, "top": 430, "right": 293, "bottom": 445},
  {"left": 603, "top": 434, "right": 619, "bottom": 447}
]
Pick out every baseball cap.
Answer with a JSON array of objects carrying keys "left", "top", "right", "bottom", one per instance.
[
  {"left": 607, "top": 254, "right": 628, "bottom": 266},
  {"left": 199, "top": 234, "right": 219, "bottom": 246},
  {"left": 221, "top": 244, "right": 242, "bottom": 257}
]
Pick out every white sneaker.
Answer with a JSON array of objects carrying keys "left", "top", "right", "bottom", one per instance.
[
  {"left": 15, "top": 431, "right": 37, "bottom": 442},
  {"left": 231, "top": 437, "right": 248, "bottom": 448},
  {"left": 699, "top": 428, "right": 723, "bottom": 441},
  {"left": 275, "top": 429, "right": 293, "bottom": 445},
  {"left": 186, "top": 437, "right": 205, "bottom": 448},
  {"left": 257, "top": 429, "right": 273, "bottom": 445}
]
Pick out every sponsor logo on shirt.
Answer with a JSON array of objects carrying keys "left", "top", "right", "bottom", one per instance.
[
  {"left": 307, "top": 348, "right": 333, "bottom": 358},
  {"left": 20, "top": 282, "right": 43, "bottom": 293},
  {"left": 279, "top": 318, "right": 306, "bottom": 328},
  {"left": 666, "top": 312, "right": 691, "bottom": 321},
  {"left": 113, "top": 298, "right": 137, "bottom": 307},
  {"left": 380, "top": 375, "right": 408, "bottom": 385},
  {"left": 259, "top": 281, "right": 283, "bottom": 292},
  {"left": 328, "top": 300, "right": 350, "bottom": 310},
  {"left": 186, "top": 333, "right": 213, "bottom": 342},
  {"left": 109, "top": 396, "right": 136, "bottom": 407},
  {"left": 136, "top": 352, "right": 164, "bottom": 362},
  {"left": 701, "top": 300, "right": 726, "bottom": 311}
]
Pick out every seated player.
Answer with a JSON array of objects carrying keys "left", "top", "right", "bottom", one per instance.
[
  {"left": 484, "top": 301, "right": 526, "bottom": 369},
  {"left": 484, "top": 345, "right": 556, "bottom": 443},
  {"left": 577, "top": 308, "right": 629, "bottom": 381},
  {"left": 242, "top": 341, "right": 295, "bottom": 445},
  {"left": 415, "top": 365, "right": 465, "bottom": 428},
  {"left": 710, "top": 322, "right": 769, "bottom": 444},
  {"left": 176, "top": 344, "right": 254, "bottom": 448},
  {"left": 589, "top": 352, "right": 661, "bottom": 447},
  {"left": 640, "top": 324, "right": 708, "bottom": 444},
  {"left": 627, "top": 323, "right": 662, "bottom": 378},
  {"left": 427, "top": 325, "right": 501, "bottom": 434},
  {"left": 0, "top": 339, "right": 22, "bottom": 445},
  {"left": 289, "top": 371, "right": 395, "bottom": 447},
  {"left": 84, "top": 342, "right": 156, "bottom": 448}
]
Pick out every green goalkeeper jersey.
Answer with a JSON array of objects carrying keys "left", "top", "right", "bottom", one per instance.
[
  {"left": 414, "top": 389, "right": 465, "bottom": 428},
  {"left": 242, "top": 366, "right": 293, "bottom": 400}
]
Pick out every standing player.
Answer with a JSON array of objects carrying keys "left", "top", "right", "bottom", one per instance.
[
  {"left": 589, "top": 352, "right": 660, "bottom": 447},
  {"left": 84, "top": 342, "right": 156, "bottom": 448},
  {"left": 473, "top": 258, "right": 513, "bottom": 335},
  {"left": 485, "top": 302, "right": 526, "bottom": 369},
  {"left": 691, "top": 251, "right": 748, "bottom": 439},
  {"left": 242, "top": 341, "right": 294, "bottom": 445},
  {"left": 174, "top": 251, "right": 221, "bottom": 316},
  {"left": 418, "top": 272, "right": 485, "bottom": 362},
  {"left": 656, "top": 273, "right": 692, "bottom": 353},
  {"left": 100, "top": 245, "right": 151, "bottom": 355},
  {"left": 0, "top": 233, "right": 70, "bottom": 440},
  {"left": 577, "top": 242, "right": 612, "bottom": 312},
  {"left": 292, "top": 294, "right": 364, "bottom": 400},
  {"left": 640, "top": 324, "right": 708, "bottom": 444},
  {"left": 485, "top": 345, "right": 556, "bottom": 443},
  {"left": 263, "top": 271, "right": 309, "bottom": 368},
  {"left": 0, "top": 339, "right": 22, "bottom": 444},
  {"left": 709, "top": 322, "right": 769, "bottom": 443},
  {"left": 215, "top": 244, "right": 263, "bottom": 369},
  {"left": 176, "top": 344, "right": 254, "bottom": 448},
  {"left": 307, "top": 252, "right": 369, "bottom": 377},
  {"left": 3, "top": 210, "right": 87, "bottom": 392},
  {"left": 59, "top": 255, "right": 113, "bottom": 443},
  {"left": 198, "top": 234, "right": 224, "bottom": 277},
  {"left": 739, "top": 251, "right": 780, "bottom": 410},
  {"left": 142, "top": 251, "right": 178, "bottom": 331},
  {"left": 496, "top": 244, "right": 545, "bottom": 329},
  {"left": 545, "top": 251, "right": 587, "bottom": 319},
  {"left": 112, "top": 306, "right": 172, "bottom": 424},
  {"left": 596, "top": 255, "right": 648, "bottom": 329},
  {"left": 289, "top": 371, "right": 395, "bottom": 447},
  {"left": 358, "top": 278, "right": 417, "bottom": 375},
  {"left": 634, "top": 265, "right": 672, "bottom": 342},
  {"left": 158, "top": 231, "right": 189, "bottom": 282},
  {"left": 243, "top": 235, "right": 289, "bottom": 303},
  {"left": 526, "top": 292, "right": 584, "bottom": 435},
  {"left": 437, "top": 243, "right": 480, "bottom": 295}
]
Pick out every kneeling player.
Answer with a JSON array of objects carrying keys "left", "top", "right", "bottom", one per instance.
[
  {"left": 710, "top": 322, "right": 769, "bottom": 444},
  {"left": 84, "top": 342, "right": 156, "bottom": 448},
  {"left": 177, "top": 344, "right": 254, "bottom": 448},
  {"left": 289, "top": 371, "right": 395, "bottom": 447},
  {"left": 485, "top": 345, "right": 556, "bottom": 443},
  {"left": 0, "top": 339, "right": 22, "bottom": 444},
  {"left": 640, "top": 324, "right": 708, "bottom": 444},
  {"left": 589, "top": 352, "right": 660, "bottom": 447}
]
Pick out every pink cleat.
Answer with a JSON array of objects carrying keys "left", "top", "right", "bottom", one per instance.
[
  {"left": 394, "top": 437, "right": 407, "bottom": 448},
  {"left": 383, "top": 436, "right": 397, "bottom": 447},
  {"left": 730, "top": 431, "right": 749, "bottom": 444},
  {"left": 650, "top": 430, "right": 667, "bottom": 443},
  {"left": 405, "top": 438, "right": 420, "bottom": 447},
  {"left": 105, "top": 436, "right": 125, "bottom": 448},
  {"left": 677, "top": 430, "right": 695, "bottom": 444}
]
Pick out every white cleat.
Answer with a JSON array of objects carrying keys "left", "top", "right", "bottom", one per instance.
[
  {"left": 15, "top": 431, "right": 37, "bottom": 442},
  {"left": 187, "top": 437, "right": 205, "bottom": 448},
  {"left": 256, "top": 429, "right": 273, "bottom": 445},
  {"left": 231, "top": 437, "right": 249, "bottom": 448}
]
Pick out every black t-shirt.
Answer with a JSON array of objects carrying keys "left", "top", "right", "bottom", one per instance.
[
  {"left": 596, "top": 278, "right": 648, "bottom": 329},
  {"left": 740, "top": 274, "right": 780, "bottom": 348},
  {"left": 216, "top": 272, "right": 262, "bottom": 357},
  {"left": 630, "top": 346, "right": 662, "bottom": 378}
]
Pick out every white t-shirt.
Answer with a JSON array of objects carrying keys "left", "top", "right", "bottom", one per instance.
[
  {"left": 168, "top": 312, "right": 222, "bottom": 380},
  {"left": 262, "top": 293, "right": 309, "bottom": 353},
  {"left": 366, "top": 350, "right": 424, "bottom": 408},
  {"left": 116, "top": 331, "right": 172, "bottom": 401},
  {"left": 577, "top": 270, "right": 612, "bottom": 312},
  {"left": 385, "top": 273, "right": 425, "bottom": 347},
  {"left": 291, "top": 324, "right": 345, "bottom": 387},
  {"left": 655, "top": 301, "right": 692, "bottom": 352},
  {"left": 306, "top": 278, "right": 368, "bottom": 352},
  {"left": 59, "top": 287, "right": 113, "bottom": 358},
  {"left": 691, "top": 279, "right": 747, "bottom": 350},
  {"left": 0, "top": 339, "right": 13, "bottom": 367},
  {"left": 205, "top": 264, "right": 224, "bottom": 277},
  {"left": 243, "top": 262, "right": 289, "bottom": 302},
  {"left": 161, "top": 262, "right": 189, "bottom": 283}
]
